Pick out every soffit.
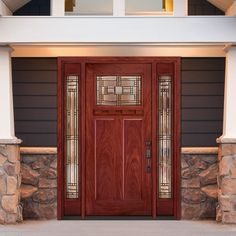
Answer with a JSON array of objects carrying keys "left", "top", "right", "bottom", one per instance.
[
  {"left": 207, "top": 0, "right": 235, "bottom": 12},
  {"left": 2, "top": 0, "right": 31, "bottom": 12}
]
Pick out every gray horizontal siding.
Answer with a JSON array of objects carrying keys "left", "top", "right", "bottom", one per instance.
[
  {"left": 13, "top": 57, "right": 225, "bottom": 147},
  {"left": 12, "top": 58, "right": 57, "bottom": 147},
  {"left": 181, "top": 58, "right": 225, "bottom": 147}
]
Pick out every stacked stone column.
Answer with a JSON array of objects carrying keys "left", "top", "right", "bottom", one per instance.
[
  {"left": 0, "top": 141, "right": 22, "bottom": 224},
  {"left": 217, "top": 142, "right": 236, "bottom": 223}
]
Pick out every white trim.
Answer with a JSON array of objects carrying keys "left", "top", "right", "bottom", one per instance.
[
  {"left": 0, "top": 46, "right": 16, "bottom": 140},
  {"left": 50, "top": 0, "right": 64, "bottom": 16},
  {"left": 11, "top": 45, "right": 226, "bottom": 57},
  {"left": 217, "top": 137, "right": 236, "bottom": 144},
  {"left": 113, "top": 0, "right": 125, "bottom": 16},
  {"left": 0, "top": 16, "right": 236, "bottom": 44},
  {"left": 0, "top": 138, "right": 21, "bottom": 144},
  {"left": 173, "top": 0, "right": 188, "bottom": 16},
  {"left": 219, "top": 46, "right": 236, "bottom": 141}
]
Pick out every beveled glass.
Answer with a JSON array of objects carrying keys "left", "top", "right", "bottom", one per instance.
[
  {"left": 66, "top": 75, "right": 79, "bottom": 199},
  {"left": 96, "top": 76, "right": 142, "bottom": 106},
  {"left": 158, "top": 75, "right": 172, "bottom": 199}
]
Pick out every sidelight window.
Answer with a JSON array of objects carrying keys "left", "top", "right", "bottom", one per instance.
[
  {"left": 66, "top": 75, "right": 80, "bottom": 199},
  {"left": 158, "top": 75, "right": 172, "bottom": 199}
]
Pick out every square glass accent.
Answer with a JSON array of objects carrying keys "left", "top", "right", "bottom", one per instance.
[
  {"left": 97, "top": 76, "right": 142, "bottom": 106},
  {"left": 115, "top": 86, "right": 123, "bottom": 95}
]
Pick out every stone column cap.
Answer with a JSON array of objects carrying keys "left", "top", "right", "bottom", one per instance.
[
  {"left": 217, "top": 137, "right": 236, "bottom": 144},
  {"left": 0, "top": 138, "right": 22, "bottom": 144}
]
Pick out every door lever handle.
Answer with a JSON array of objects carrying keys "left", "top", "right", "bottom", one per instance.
[
  {"left": 146, "top": 140, "right": 152, "bottom": 173},
  {"left": 146, "top": 149, "right": 152, "bottom": 159}
]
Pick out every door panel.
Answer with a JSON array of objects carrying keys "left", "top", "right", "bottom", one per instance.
[
  {"left": 95, "top": 118, "right": 121, "bottom": 201},
  {"left": 86, "top": 63, "right": 152, "bottom": 216},
  {"left": 124, "top": 119, "right": 143, "bottom": 200}
]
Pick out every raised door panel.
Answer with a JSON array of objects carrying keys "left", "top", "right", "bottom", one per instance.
[
  {"left": 95, "top": 118, "right": 122, "bottom": 201},
  {"left": 124, "top": 119, "right": 143, "bottom": 201}
]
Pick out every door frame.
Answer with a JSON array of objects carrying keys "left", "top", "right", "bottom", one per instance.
[{"left": 57, "top": 57, "right": 181, "bottom": 220}]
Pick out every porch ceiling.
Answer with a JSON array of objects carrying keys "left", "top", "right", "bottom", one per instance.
[
  {"left": 2, "top": 0, "right": 31, "bottom": 12},
  {"left": 0, "top": 16, "right": 236, "bottom": 44},
  {"left": 207, "top": 0, "right": 235, "bottom": 12}
]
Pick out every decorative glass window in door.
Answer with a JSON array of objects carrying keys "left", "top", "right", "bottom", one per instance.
[
  {"left": 66, "top": 75, "right": 79, "bottom": 199},
  {"left": 158, "top": 75, "right": 172, "bottom": 199},
  {"left": 96, "top": 76, "right": 142, "bottom": 106}
]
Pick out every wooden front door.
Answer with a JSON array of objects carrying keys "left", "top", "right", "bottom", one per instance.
[
  {"left": 58, "top": 57, "right": 181, "bottom": 219},
  {"left": 85, "top": 63, "right": 152, "bottom": 215}
]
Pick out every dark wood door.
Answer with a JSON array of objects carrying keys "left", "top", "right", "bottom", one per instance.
[{"left": 85, "top": 63, "right": 152, "bottom": 216}]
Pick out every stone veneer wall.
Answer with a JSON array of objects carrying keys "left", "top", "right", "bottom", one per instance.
[
  {"left": 20, "top": 154, "right": 57, "bottom": 219},
  {"left": 217, "top": 143, "right": 236, "bottom": 224},
  {"left": 0, "top": 144, "right": 22, "bottom": 224},
  {"left": 19, "top": 151, "right": 220, "bottom": 220},
  {"left": 181, "top": 153, "right": 218, "bottom": 219}
]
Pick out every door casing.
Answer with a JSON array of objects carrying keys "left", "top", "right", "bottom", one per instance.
[{"left": 57, "top": 57, "right": 181, "bottom": 219}]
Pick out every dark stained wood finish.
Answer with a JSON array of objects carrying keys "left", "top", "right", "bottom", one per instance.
[
  {"left": 155, "top": 60, "right": 181, "bottom": 218},
  {"left": 57, "top": 57, "right": 181, "bottom": 219},
  {"left": 85, "top": 62, "right": 152, "bottom": 215},
  {"left": 57, "top": 61, "right": 82, "bottom": 218}
]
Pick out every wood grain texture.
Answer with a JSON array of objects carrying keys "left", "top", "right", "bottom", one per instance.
[
  {"left": 95, "top": 119, "right": 119, "bottom": 201},
  {"left": 85, "top": 60, "right": 152, "bottom": 216},
  {"left": 124, "top": 119, "right": 143, "bottom": 200}
]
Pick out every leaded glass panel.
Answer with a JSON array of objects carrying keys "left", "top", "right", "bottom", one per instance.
[
  {"left": 158, "top": 75, "right": 172, "bottom": 199},
  {"left": 66, "top": 75, "right": 79, "bottom": 199},
  {"left": 96, "top": 76, "right": 142, "bottom": 106}
]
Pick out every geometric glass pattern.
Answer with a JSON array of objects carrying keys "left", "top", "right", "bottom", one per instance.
[
  {"left": 158, "top": 76, "right": 172, "bottom": 199},
  {"left": 96, "top": 76, "right": 142, "bottom": 106},
  {"left": 66, "top": 75, "right": 79, "bottom": 199}
]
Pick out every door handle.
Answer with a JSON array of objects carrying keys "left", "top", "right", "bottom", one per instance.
[{"left": 146, "top": 140, "right": 152, "bottom": 173}]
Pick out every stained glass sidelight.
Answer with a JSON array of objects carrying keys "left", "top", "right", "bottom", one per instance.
[
  {"left": 158, "top": 76, "right": 172, "bottom": 199},
  {"left": 96, "top": 76, "right": 142, "bottom": 106},
  {"left": 66, "top": 75, "right": 79, "bottom": 199}
]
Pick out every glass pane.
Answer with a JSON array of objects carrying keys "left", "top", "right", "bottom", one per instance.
[
  {"left": 126, "top": 0, "right": 173, "bottom": 15},
  {"left": 65, "top": 0, "right": 113, "bottom": 15},
  {"left": 66, "top": 75, "right": 79, "bottom": 199},
  {"left": 97, "top": 76, "right": 142, "bottom": 106},
  {"left": 158, "top": 76, "right": 172, "bottom": 199}
]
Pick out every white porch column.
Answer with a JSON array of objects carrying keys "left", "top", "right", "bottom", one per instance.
[
  {"left": 0, "top": 46, "right": 22, "bottom": 224},
  {"left": 220, "top": 46, "right": 236, "bottom": 141},
  {"left": 113, "top": 0, "right": 125, "bottom": 16},
  {"left": 0, "top": 46, "right": 16, "bottom": 141},
  {"left": 217, "top": 46, "right": 236, "bottom": 224},
  {"left": 173, "top": 0, "right": 188, "bottom": 16},
  {"left": 50, "top": 0, "right": 64, "bottom": 16}
]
